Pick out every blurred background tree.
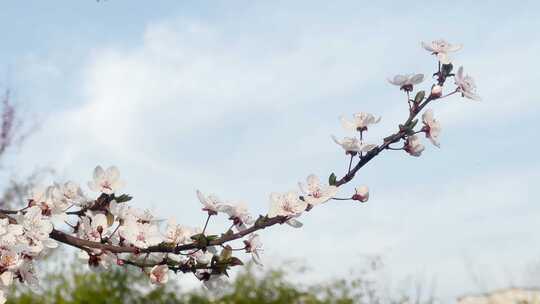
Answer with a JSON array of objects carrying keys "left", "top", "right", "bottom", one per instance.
[{"left": 7, "top": 258, "right": 437, "bottom": 304}]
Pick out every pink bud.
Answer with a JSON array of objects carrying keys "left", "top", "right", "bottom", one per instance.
[
  {"left": 431, "top": 85, "right": 442, "bottom": 98},
  {"left": 353, "top": 186, "right": 369, "bottom": 202}
]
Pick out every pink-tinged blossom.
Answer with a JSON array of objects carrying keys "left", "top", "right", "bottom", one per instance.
[
  {"left": 79, "top": 250, "right": 117, "bottom": 271},
  {"left": 404, "top": 135, "right": 425, "bottom": 157},
  {"left": 298, "top": 174, "right": 338, "bottom": 207},
  {"left": 0, "top": 219, "right": 23, "bottom": 247},
  {"left": 0, "top": 269, "right": 14, "bottom": 288},
  {"left": 422, "top": 109, "right": 442, "bottom": 147},
  {"left": 193, "top": 251, "right": 214, "bottom": 265},
  {"left": 109, "top": 200, "right": 157, "bottom": 223},
  {"left": 52, "top": 181, "right": 88, "bottom": 207},
  {"left": 78, "top": 211, "right": 109, "bottom": 242},
  {"left": 352, "top": 186, "right": 369, "bottom": 202},
  {"left": 268, "top": 191, "right": 307, "bottom": 228},
  {"left": 388, "top": 74, "right": 424, "bottom": 92},
  {"left": 421, "top": 39, "right": 462, "bottom": 64},
  {"left": 118, "top": 218, "right": 163, "bottom": 249},
  {"left": 244, "top": 234, "right": 263, "bottom": 266},
  {"left": 88, "top": 166, "right": 124, "bottom": 195},
  {"left": 19, "top": 206, "right": 57, "bottom": 253},
  {"left": 109, "top": 200, "right": 133, "bottom": 220},
  {"left": 217, "top": 202, "right": 254, "bottom": 230},
  {"left": 149, "top": 265, "right": 169, "bottom": 285},
  {"left": 0, "top": 250, "right": 22, "bottom": 275},
  {"left": 340, "top": 112, "right": 381, "bottom": 132},
  {"left": 196, "top": 190, "right": 223, "bottom": 215},
  {"left": 455, "top": 66, "right": 481, "bottom": 101},
  {"left": 27, "top": 187, "right": 67, "bottom": 221},
  {"left": 17, "top": 259, "right": 39, "bottom": 290},
  {"left": 331, "top": 136, "right": 377, "bottom": 154},
  {"left": 164, "top": 220, "right": 198, "bottom": 245}
]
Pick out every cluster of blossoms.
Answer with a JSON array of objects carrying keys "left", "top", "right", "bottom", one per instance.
[
  {"left": 0, "top": 39, "right": 479, "bottom": 303},
  {"left": 382, "top": 39, "right": 481, "bottom": 157}
]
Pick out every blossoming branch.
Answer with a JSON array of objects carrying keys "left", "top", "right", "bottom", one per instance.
[{"left": 0, "top": 40, "right": 480, "bottom": 303}]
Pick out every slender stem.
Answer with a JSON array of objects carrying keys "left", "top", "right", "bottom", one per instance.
[
  {"left": 347, "top": 154, "right": 353, "bottom": 173},
  {"left": 202, "top": 214, "right": 211, "bottom": 234},
  {"left": 440, "top": 90, "right": 458, "bottom": 99},
  {"left": 407, "top": 91, "right": 412, "bottom": 112}
]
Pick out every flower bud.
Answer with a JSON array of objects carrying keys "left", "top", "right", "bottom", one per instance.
[
  {"left": 352, "top": 186, "right": 369, "bottom": 202},
  {"left": 430, "top": 85, "right": 442, "bottom": 98}
]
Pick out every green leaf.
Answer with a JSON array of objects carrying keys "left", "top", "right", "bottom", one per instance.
[
  {"left": 328, "top": 173, "right": 337, "bottom": 186},
  {"left": 190, "top": 233, "right": 204, "bottom": 241},
  {"left": 414, "top": 91, "right": 425, "bottom": 104},
  {"left": 206, "top": 235, "right": 219, "bottom": 241},
  {"left": 115, "top": 194, "right": 133, "bottom": 203},
  {"left": 190, "top": 233, "right": 208, "bottom": 247}
]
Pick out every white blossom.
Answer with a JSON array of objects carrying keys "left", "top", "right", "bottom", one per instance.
[
  {"left": 340, "top": 112, "right": 381, "bottom": 132},
  {"left": 0, "top": 250, "right": 22, "bottom": 274},
  {"left": 244, "top": 234, "right": 263, "bottom": 266},
  {"left": 20, "top": 206, "right": 57, "bottom": 253},
  {"left": 196, "top": 190, "right": 223, "bottom": 215},
  {"left": 298, "top": 174, "right": 338, "bottom": 207},
  {"left": 79, "top": 250, "right": 117, "bottom": 271},
  {"left": 118, "top": 218, "right": 162, "bottom": 249},
  {"left": 78, "top": 211, "right": 109, "bottom": 242},
  {"left": 455, "top": 66, "right": 481, "bottom": 101},
  {"left": 0, "top": 219, "right": 23, "bottom": 247},
  {"left": 331, "top": 136, "right": 377, "bottom": 154},
  {"left": 109, "top": 200, "right": 156, "bottom": 224},
  {"left": 217, "top": 202, "right": 253, "bottom": 230},
  {"left": 404, "top": 135, "right": 425, "bottom": 157},
  {"left": 421, "top": 39, "right": 462, "bottom": 64},
  {"left": 422, "top": 109, "right": 442, "bottom": 147},
  {"left": 88, "top": 166, "right": 124, "bottom": 195},
  {"left": 17, "top": 259, "right": 39, "bottom": 289},
  {"left": 164, "top": 220, "right": 198, "bottom": 245},
  {"left": 193, "top": 251, "right": 214, "bottom": 265},
  {"left": 149, "top": 265, "right": 169, "bottom": 285},
  {"left": 109, "top": 200, "right": 133, "bottom": 220},
  {"left": 52, "top": 181, "right": 88, "bottom": 207},
  {"left": 268, "top": 191, "right": 307, "bottom": 228},
  {"left": 353, "top": 186, "right": 369, "bottom": 202},
  {"left": 388, "top": 74, "right": 424, "bottom": 91},
  {"left": 27, "top": 186, "right": 68, "bottom": 222}
]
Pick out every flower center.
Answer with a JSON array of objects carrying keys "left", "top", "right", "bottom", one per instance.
[
  {"left": 0, "top": 254, "right": 15, "bottom": 267},
  {"left": 101, "top": 181, "right": 112, "bottom": 191}
]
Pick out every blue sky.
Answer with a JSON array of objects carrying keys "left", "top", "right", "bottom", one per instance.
[{"left": 1, "top": 0, "right": 539, "bottom": 301}]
